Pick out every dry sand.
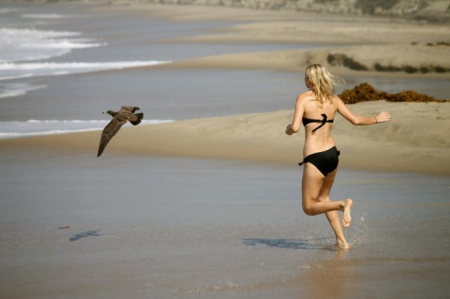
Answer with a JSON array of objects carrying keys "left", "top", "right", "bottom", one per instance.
[
  {"left": 2, "top": 101, "right": 449, "bottom": 175},
  {"left": 96, "top": 3, "right": 450, "bottom": 78}
]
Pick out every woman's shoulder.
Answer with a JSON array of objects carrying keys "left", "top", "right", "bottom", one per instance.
[
  {"left": 296, "top": 90, "right": 315, "bottom": 103},
  {"left": 331, "top": 94, "right": 342, "bottom": 101},
  {"left": 331, "top": 94, "right": 345, "bottom": 107}
]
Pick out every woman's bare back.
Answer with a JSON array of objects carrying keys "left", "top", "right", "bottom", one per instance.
[{"left": 301, "top": 92, "right": 339, "bottom": 157}]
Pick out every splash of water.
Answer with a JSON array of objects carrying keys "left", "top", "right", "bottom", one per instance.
[{"left": 346, "top": 212, "right": 369, "bottom": 247}]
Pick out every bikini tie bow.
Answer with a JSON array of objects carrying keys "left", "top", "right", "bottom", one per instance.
[{"left": 312, "top": 114, "right": 328, "bottom": 133}]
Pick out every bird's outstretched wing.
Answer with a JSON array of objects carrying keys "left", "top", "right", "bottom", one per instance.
[
  {"left": 128, "top": 112, "right": 144, "bottom": 126},
  {"left": 97, "top": 118, "right": 127, "bottom": 157},
  {"left": 120, "top": 106, "right": 140, "bottom": 113}
]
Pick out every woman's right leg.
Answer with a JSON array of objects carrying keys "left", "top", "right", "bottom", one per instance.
[{"left": 317, "top": 166, "right": 349, "bottom": 249}]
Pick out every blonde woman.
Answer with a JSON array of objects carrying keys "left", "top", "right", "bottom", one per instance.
[{"left": 285, "top": 64, "right": 391, "bottom": 249}]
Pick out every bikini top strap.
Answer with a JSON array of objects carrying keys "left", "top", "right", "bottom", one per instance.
[{"left": 312, "top": 114, "right": 333, "bottom": 132}]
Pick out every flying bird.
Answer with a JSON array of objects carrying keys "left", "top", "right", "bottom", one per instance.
[{"left": 97, "top": 106, "right": 143, "bottom": 157}]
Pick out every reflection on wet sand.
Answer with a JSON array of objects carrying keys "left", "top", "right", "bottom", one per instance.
[
  {"left": 303, "top": 249, "right": 354, "bottom": 299},
  {"left": 242, "top": 237, "right": 355, "bottom": 298}
]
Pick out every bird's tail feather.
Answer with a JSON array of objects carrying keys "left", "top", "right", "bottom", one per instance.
[{"left": 130, "top": 113, "right": 144, "bottom": 126}]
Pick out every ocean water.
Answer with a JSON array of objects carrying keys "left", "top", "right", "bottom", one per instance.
[
  {"left": 0, "top": 5, "right": 171, "bottom": 88},
  {"left": 1, "top": 2, "right": 449, "bottom": 139}
]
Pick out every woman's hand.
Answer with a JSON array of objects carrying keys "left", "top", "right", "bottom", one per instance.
[
  {"left": 285, "top": 124, "right": 293, "bottom": 136},
  {"left": 375, "top": 111, "right": 392, "bottom": 123}
]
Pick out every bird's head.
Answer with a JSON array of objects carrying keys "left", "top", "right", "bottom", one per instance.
[{"left": 103, "top": 110, "right": 115, "bottom": 116}]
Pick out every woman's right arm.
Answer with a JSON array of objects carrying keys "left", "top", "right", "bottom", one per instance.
[
  {"left": 336, "top": 97, "right": 391, "bottom": 125},
  {"left": 286, "top": 93, "right": 305, "bottom": 135}
]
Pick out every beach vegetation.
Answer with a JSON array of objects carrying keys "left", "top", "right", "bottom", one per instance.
[
  {"left": 314, "top": 0, "right": 339, "bottom": 4},
  {"left": 373, "top": 63, "right": 400, "bottom": 72},
  {"left": 434, "top": 66, "right": 446, "bottom": 73},
  {"left": 338, "top": 83, "right": 447, "bottom": 104},
  {"left": 327, "top": 54, "right": 369, "bottom": 71},
  {"left": 354, "top": 0, "right": 400, "bottom": 15},
  {"left": 373, "top": 63, "right": 449, "bottom": 74},
  {"left": 420, "top": 66, "right": 429, "bottom": 73}
]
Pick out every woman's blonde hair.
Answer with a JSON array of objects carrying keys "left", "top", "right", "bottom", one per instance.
[{"left": 305, "top": 64, "right": 344, "bottom": 107}]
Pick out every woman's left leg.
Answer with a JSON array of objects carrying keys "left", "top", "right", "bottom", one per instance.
[{"left": 302, "top": 164, "right": 352, "bottom": 249}]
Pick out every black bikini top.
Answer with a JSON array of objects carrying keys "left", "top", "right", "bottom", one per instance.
[{"left": 302, "top": 114, "right": 334, "bottom": 132}]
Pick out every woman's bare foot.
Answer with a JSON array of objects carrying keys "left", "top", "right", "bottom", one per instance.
[
  {"left": 342, "top": 199, "right": 353, "bottom": 228},
  {"left": 337, "top": 240, "right": 349, "bottom": 250},
  {"left": 328, "top": 240, "right": 349, "bottom": 250}
]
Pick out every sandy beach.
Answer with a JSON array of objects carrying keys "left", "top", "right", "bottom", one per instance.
[
  {"left": 2, "top": 100, "right": 450, "bottom": 175},
  {"left": 1, "top": 2, "right": 450, "bottom": 299},
  {"left": 99, "top": 2, "right": 450, "bottom": 78}
]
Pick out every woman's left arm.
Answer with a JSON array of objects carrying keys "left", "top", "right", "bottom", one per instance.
[
  {"left": 286, "top": 94, "right": 304, "bottom": 135},
  {"left": 337, "top": 97, "right": 391, "bottom": 125}
]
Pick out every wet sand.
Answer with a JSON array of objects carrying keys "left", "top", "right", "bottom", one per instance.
[{"left": 1, "top": 149, "right": 449, "bottom": 298}]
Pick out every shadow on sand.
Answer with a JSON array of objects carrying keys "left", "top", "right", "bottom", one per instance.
[
  {"left": 243, "top": 238, "right": 332, "bottom": 250},
  {"left": 70, "top": 229, "right": 103, "bottom": 242}
]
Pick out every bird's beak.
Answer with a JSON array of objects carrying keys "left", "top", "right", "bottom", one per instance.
[{"left": 102, "top": 111, "right": 107, "bottom": 114}]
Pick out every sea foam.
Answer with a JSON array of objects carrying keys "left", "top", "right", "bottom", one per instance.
[
  {"left": 21, "top": 14, "right": 69, "bottom": 19},
  {"left": 0, "top": 82, "right": 47, "bottom": 98},
  {"left": 0, "top": 61, "right": 171, "bottom": 82},
  {"left": 0, "top": 8, "right": 18, "bottom": 14},
  {"left": 0, "top": 27, "right": 171, "bottom": 97},
  {"left": 0, "top": 28, "right": 103, "bottom": 64},
  {"left": 0, "top": 119, "right": 174, "bottom": 139}
]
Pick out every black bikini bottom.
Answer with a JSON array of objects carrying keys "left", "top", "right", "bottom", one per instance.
[{"left": 299, "top": 146, "right": 340, "bottom": 176}]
